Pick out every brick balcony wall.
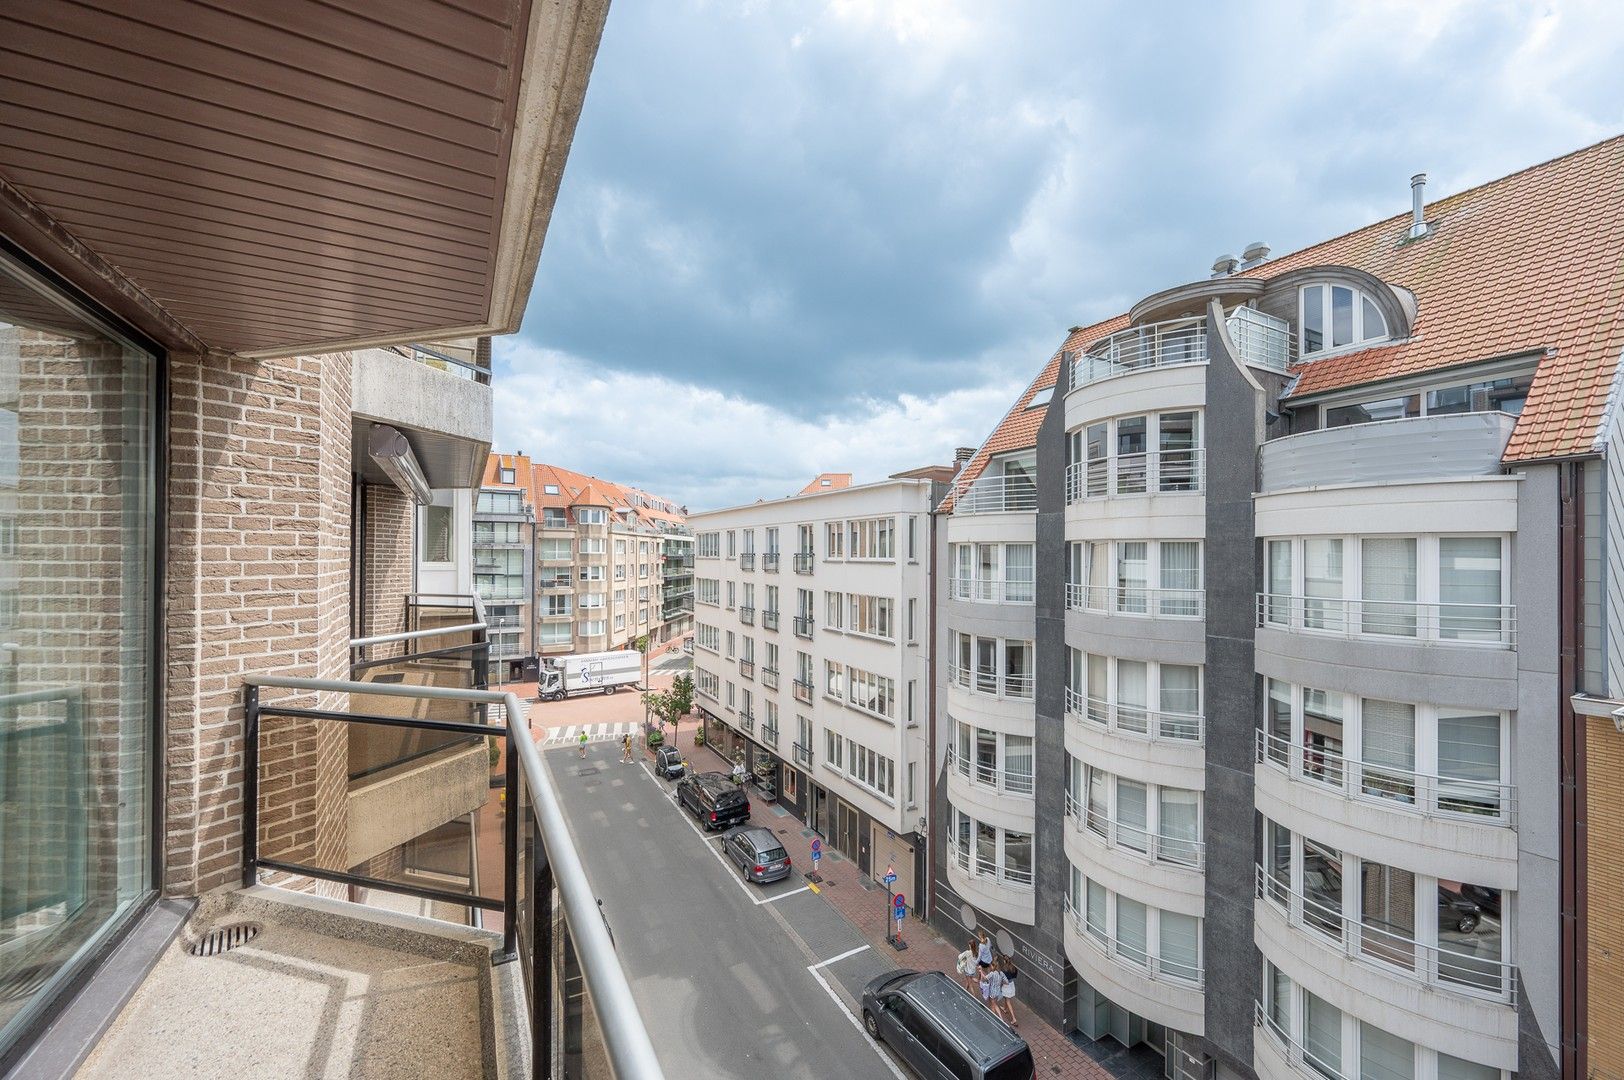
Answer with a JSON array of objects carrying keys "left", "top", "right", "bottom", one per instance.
[
  {"left": 361, "top": 484, "right": 414, "bottom": 648},
  {"left": 163, "top": 350, "right": 353, "bottom": 898}
]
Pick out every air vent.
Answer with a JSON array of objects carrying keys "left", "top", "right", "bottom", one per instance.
[{"left": 188, "top": 923, "right": 261, "bottom": 957}]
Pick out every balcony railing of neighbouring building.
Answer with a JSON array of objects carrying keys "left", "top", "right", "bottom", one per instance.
[
  {"left": 1224, "top": 306, "right": 1294, "bottom": 372},
  {"left": 739, "top": 553, "right": 755, "bottom": 570},
  {"left": 792, "top": 553, "right": 814, "bottom": 574},
  {"left": 1064, "top": 894, "right": 1204, "bottom": 987},
  {"left": 1063, "top": 686, "right": 1204, "bottom": 744},
  {"left": 792, "top": 679, "right": 814, "bottom": 704},
  {"left": 761, "top": 609, "right": 780, "bottom": 631},
  {"left": 1073, "top": 316, "right": 1206, "bottom": 389},
  {"left": 1066, "top": 584, "right": 1205, "bottom": 620},
  {"left": 762, "top": 553, "right": 780, "bottom": 572},
  {"left": 738, "top": 605, "right": 755, "bottom": 625},
  {"left": 1256, "top": 594, "right": 1516, "bottom": 648},
  {"left": 1258, "top": 411, "right": 1516, "bottom": 493},
  {"left": 391, "top": 341, "right": 493, "bottom": 384},
  {"left": 945, "top": 842, "right": 1033, "bottom": 889},
  {"left": 792, "top": 742, "right": 813, "bottom": 767},
  {"left": 944, "top": 746, "right": 1034, "bottom": 797},
  {"left": 1065, "top": 793, "right": 1205, "bottom": 870},
  {"left": 946, "top": 663, "right": 1035, "bottom": 701},
  {"left": 242, "top": 677, "right": 664, "bottom": 1079},
  {"left": 951, "top": 474, "right": 1037, "bottom": 515},
  {"left": 1065, "top": 449, "right": 1205, "bottom": 504},
  {"left": 792, "top": 617, "right": 814, "bottom": 639},
  {"left": 947, "top": 577, "right": 1035, "bottom": 604}
]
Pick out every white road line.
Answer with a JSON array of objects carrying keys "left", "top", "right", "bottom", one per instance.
[
  {"left": 809, "top": 944, "right": 870, "bottom": 969},
  {"left": 806, "top": 963, "right": 908, "bottom": 1080},
  {"left": 756, "top": 885, "right": 812, "bottom": 905}
]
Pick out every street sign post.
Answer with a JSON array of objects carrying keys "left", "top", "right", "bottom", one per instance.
[
  {"left": 890, "top": 892, "right": 908, "bottom": 951},
  {"left": 807, "top": 837, "right": 823, "bottom": 883}
]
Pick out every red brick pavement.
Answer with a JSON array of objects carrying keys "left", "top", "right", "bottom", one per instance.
[{"left": 664, "top": 721, "right": 1113, "bottom": 1080}]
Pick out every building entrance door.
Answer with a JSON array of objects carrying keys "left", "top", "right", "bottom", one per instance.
[
  {"left": 835, "top": 799, "right": 861, "bottom": 859},
  {"left": 810, "top": 785, "right": 827, "bottom": 837}
]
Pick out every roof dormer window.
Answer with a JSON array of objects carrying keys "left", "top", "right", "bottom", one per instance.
[
  {"left": 1300, "top": 284, "right": 1389, "bottom": 357},
  {"left": 499, "top": 466, "right": 515, "bottom": 484}
]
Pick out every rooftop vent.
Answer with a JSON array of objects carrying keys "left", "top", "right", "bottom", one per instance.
[
  {"left": 1211, "top": 254, "right": 1240, "bottom": 278},
  {"left": 1238, "top": 242, "right": 1271, "bottom": 271},
  {"left": 953, "top": 446, "right": 975, "bottom": 469},
  {"left": 1408, "top": 173, "right": 1431, "bottom": 239}
]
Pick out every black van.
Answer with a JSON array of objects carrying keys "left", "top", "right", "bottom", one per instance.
[
  {"left": 862, "top": 970, "right": 1034, "bottom": 1080},
  {"left": 675, "top": 771, "right": 751, "bottom": 830}
]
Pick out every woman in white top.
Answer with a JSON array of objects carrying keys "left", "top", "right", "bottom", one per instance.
[{"left": 955, "top": 942, "right": 978, "bottom": 993}]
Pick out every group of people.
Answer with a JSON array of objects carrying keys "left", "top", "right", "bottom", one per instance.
[{"left": 955, "top": 931, "right": 1019, "bottom": 1027}]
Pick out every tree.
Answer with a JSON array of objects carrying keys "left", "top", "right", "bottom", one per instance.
[
  {"left": 634, "top": 634, "right": 652, "bottom": 727},
  {"left": 642, "top": 673, "right": 694, "bottom": 744}
]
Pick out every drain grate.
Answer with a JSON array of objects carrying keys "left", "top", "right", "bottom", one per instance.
[{"left": 188, "top": 923, "right": 260, "bottom": 957}]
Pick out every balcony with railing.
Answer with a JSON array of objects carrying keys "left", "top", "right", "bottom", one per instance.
[
  {"left": 761, "top": 666, "right": 780, "bottom": 690},
  {"left": 946, "top": 663, "right": 1035, "bottom": 701},
  {"left": 945, "top": 842, "right": 1033, "bottom": 890},
  {"left": 1064, "top": 686, "right": 1203, "bottom": 744},
  {"left": 738, "top": 707, "right": 755, "bottom": 734},
  {"left": 739, "top": 553, "right": 755, "bottom": 571},
  {"left": 792, "top": 552, "right": 814, "bottom": 574},
  {"left": 761, "top": 722, "right": 779, "bottom": 747},
  {"left": 1063, "top": 894, "right": 1203, "bottom": 987},
  {"left": 762, "top": 552, "right": 780, "bottom": 572},
  {"left": 1225, "top": 306, "right": 1294, "bottom": 373},
  {"left": 1072, "top": 316, "right": 1206, "bottom": 389},
  {"left": 538, "top": 571, "right": 573, "bottom": 591},
  {"left": 1256, "top": 594, "right": 1516, "bottom": 649},
  {"left": 944, "top": 746, "right": 1035, "bottom": 797},
  {"left": 792, "top": 616, "right": 814, "bottom": 639},
  {"left": 951, "top": 474, "right": 1037, "bottom": 515},
  {"left": 1066, "top": 583, "right": 1205, "bottom": 620},
  {"left": 738, "top": 659, "right": 755, "bottom": 680},
  {"left": 947, "top": 577, "right": 1035, "bottom": 605},
  {"left": 1065, "top": 793, "right": 1204, "bottom": 870},
  {"left": 1065, "top": 449, "right": 1205, "bottom": 504},
  {"left": 792, "top": 679, "right": 814, "bottom": 704},
  {"left": 761, "top": 609, "right": 780, "bottom": 631},
  {"left": 1258, "top": 411, "right": 1517, "bottom": 493},
  {"left": 1255, "top": 866, "right": 1517, "bottom": 1005},
  {"left": 792, "top": 742, "right": 813, "bottom": 768},
  {"left": 738, "top": 604, "right": 755, "bottom": 625}
]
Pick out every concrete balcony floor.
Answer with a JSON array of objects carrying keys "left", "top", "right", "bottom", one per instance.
[{"left": 77, "top": 885, "right": 516, "bottom": 1080}]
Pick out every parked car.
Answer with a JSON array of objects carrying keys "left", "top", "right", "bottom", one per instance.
[
  {"left": 653, "top": 744, "right": 686, "bottom": 779},
  {"left": 722, "top": 826, "right": 791, "bottom": 884},
  {"left": 1438, "top": 886, "right": 1484, "bottom": 933},
  {"left": 675, "top": 771, "right": 750, "bottom": 830},
  {"left": 862, "top": 970, "right": 1033, "bottom": 1080}
]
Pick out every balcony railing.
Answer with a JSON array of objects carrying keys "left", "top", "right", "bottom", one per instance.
[
  {"left": 1073, "top": 316, "right": 1207, "bottom": 388},
  {"left": 952, "top": 474, "right": 1037, "bottom": 515},
  {"left": 761, "top": 722, "right": 779, "bottom": 747},
  {"left": 792, "top": 741, "right": 813, "bottom": 768},
  {"left": 738, "top": 708, "right": 755, "bottom": 734},
  {"left": 761, "top": 609, "right": 780, "bottom": 631},
  {"left": 1259, "top": 411, "right": 1516, "bottom": 492},
  {"left": 1065, "top": 793, "right": 1204, "bottom": 870},
  {"left": 1256, "top": 730, "right": 1516, "bottom": 825},
  {"left": 738, "top": 659, "right": 755, "bottom": 680},
  {"left": 1064, "top": 895, "right": 1204, "bottom": 987},
  {"left": 539, "top": 574, "right": 573, "bottom": 590},
  {"left": 792, "top": 679, "right": 814, "bottom": 704},
  {"left": 1064, "top": 449, "right": 1205, "bottom": 503},
  {"left": 1255, "top": 1000, "right": 1341, "bottom": 1080},
  {"left": 792, "top": 616, "right": 814, "bottom": 639},
  {"left": 1225, "top": 306, "right": 1294, "bottom": 372},
  {"left": 739, "top": 553, "right": 755, "bottom": 570},
  {"left": 1255, "top": 866, "right": 1516, "bottom": 1004},
  {"left": 1256, "top": 593, "right": 1516, "bottom": 648},
  {"left": 792, "top": 552, "right": 814, "bottom": 574},
  {"left": 1066, "top": 583, "right": 1205, "bottom": 620},
  {"left": 242, "top": 677, "right": 664, "bottom": 1078},
  {"left": 738, "top": 605, "right": 755, "bottom": 625},
  {"left": 1064, "top": 686, "right": 1203, "bottom": 744},
  {"left": 947, "top": 577, "right": 1035, "bottom": 604},
  {"left": 946, "top": 662, "right": 1035, "bottom": 701},
  {"left": 761, "top": 667, "right": 780, "bottom": 690},
  {"left": 944, "top": 746, "right": 1034, "bottom": 796},
  {"left": 946, "top": 842, "right": 1034, "bottom": 889},
  {"left": 391, "top": 340, "right": 492, "bottom": 384},
  {"left": 762, "top": 553, "right": 780, "bottom": 572}
]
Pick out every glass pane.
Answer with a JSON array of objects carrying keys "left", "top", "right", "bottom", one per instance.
[
  {"left": 1302, "top": 286, "right": 1324, "bottom": 353},
  {"left": 1359, "top": 862, "right": 1416, "bottom": 969},
  {"left": 1437, "top": 713, "right": 1503, "bottom": 816},
  {"left": 1158, "top": 542, "right": 1201, "bottom": 616},
  {"left": 1086, "top": 880, "right": 1107, "bottom": 939},
  {"left": 1159, "top": 664, "right": 1200, "bottom": 738},
  {"left": 1117, "top": 543, "right": 1147, "bottom": 614},
  {"left": 1438, "top": 881, "right": 1503, "bottom": 993},
  {"left": 1116, "top": 417, "right": 1148, "bottom": 494},
  {"left": 1157, "top": 413, "right": 1199, "bottom": 492},
  {"left": 1116, "top": 780, "right": 1148, "bottom": 852},
  {"left": 1266, "top": 540, "right": 1292, "bottom": 624},
  {"left": 1360, "top": 699, "right": 1416, "bottom": 803},
  {"left": 1266, "top": 679, "right": 1293, "bottom": 765},
  {"left": 1158, "top": 788, "right": 1200, "bottom": 866},
  {"left": 1302, "top": 841, "right": 1344, "bottom": 939},
  {"left": 1438, "top": 1054, "right": 1499, "bottom": 1080},
  {"left": 1302, "top": 688, "right": 1346, "bottom": 786},
  {"left": 1360, "top": 295, "right": 1388, "bottom": 341},
  {"left": 1303, "top": 992, "right": 1343, "bottom": 1079},
  {"left": 1439, "top": 537, "right": 1503, "bottom": 641},
  {"left": 1116, "top": 897, "right": 1147, "bottom": 964},
  {"left": 1116, "top": 660, "right": 1148, "bottom": 732},
  {"left": 1331, "top": 286, "right": 1354, "bottom": 347},
  {"left": 1265, "top": 962, "right": 1291, "bottom": 1030},
  {"left": 1360, "top": 538, "right": 1417, "bottom": 637},
  {"left": 1359, "top": 1022, "right": 1414, "bottom": 1080},
  {"left": 0, "top": 266, "right": 155, "bottom": 1056},
  {"left": 1158, "top": 911, "right": 1199, "bottom": 981},
  {"left": 1303, "top": 539, "right": 1345, "bottom": 631}
]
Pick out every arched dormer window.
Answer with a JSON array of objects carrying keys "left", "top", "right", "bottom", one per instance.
[{"left": 1300, "top": 283, "right": 1389, "bottom": 357}]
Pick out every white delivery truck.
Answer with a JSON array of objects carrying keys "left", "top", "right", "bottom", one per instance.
[{"left": 537, "top": 650, "right": 643, "bottom": 701}]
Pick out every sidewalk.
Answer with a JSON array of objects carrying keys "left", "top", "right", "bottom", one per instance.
[{"left": 666, "top": 719, "right": 1115, "bottom": 1080}]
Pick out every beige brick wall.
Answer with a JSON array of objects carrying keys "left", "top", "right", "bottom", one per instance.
[
  {"left": 1588, "top": 714, "right": 1624, "bottom": 1076},
  {"left": 361, "top": 484, "right": 414, "bottom": 648},
  {"left": 164, "top": 351, "right": 353, "bottom": 897}
]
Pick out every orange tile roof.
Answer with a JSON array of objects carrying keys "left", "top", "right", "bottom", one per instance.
[
  {"left": 942, "top": 134, "right": 1624, "bottom": 494},
  {"left": 798, "top": 473, "right": 853, "bottom": 495},
  {"left": 483, "top": 455, "right": 688, "bottom": 529}
]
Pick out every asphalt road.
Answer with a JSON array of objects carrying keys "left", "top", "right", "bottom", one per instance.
[{"left": 544, "top": 741, "right": 906, "bottom": 1079}]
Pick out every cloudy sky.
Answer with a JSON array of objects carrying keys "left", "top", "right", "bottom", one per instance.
[{"left": 494, "top": 0, "right": 1624, "bottom": 511}]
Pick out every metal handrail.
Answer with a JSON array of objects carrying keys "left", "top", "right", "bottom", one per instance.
[
  {"left": 738, "top": 605, "right": 755, "bottom": 625},
  {"left": 1064, "top": 448, "right": 1206, "bottom": 504},
  {"left": 241, "top": 677, "right": 664, "bottom": 1077},
  {"left": 1255, "top": 729, "right": 1516, "bottom": 824},
  {"left": 761, "top": 609, "right": 780, "bottom": 630},
  {"left": 945, "top": 841, "right": 1034, "bottom": 888},
  {"left": 1256, "top": 593, "right": 1517, "bottom": 648},
  {"left": 1073, "top": 316, "right": 1207, "bottom": 388},
  {"left": 1064, "top": 686, "right": 1204, "bottom": 743},
  {"left": 1063, "top": 894, "right": 1205, "bottom": 986},
  {"left": 739, "top": 553, "right": 755, "bottom": 569},
  {"left": 761, "top": 553, "right": 780, "bottom": 572},
  {"left": 391, "top": 341, "right": 492, "bottom": 383},
  {"left": 1254, "top": 1000, "right": 1344, "bottom": 1080},
  {"left": 792, "top": 616, "right": 814, "bottom": 638},
  {"left": 792, "top": 679, "right": 814, "bottom": 703},
  {"left": 945, "top": 663, "right": 1035, "bottom": 701},
  {"left": 1066, "top": 583, "right": 1205, "bottom": 619},
  {"left": 1064, "top": 793, "right": 1204, "bottom": 869},
  {"left": 738, "top": 659, "right": 755, "bottom": 679},
  {"left": 944, "top": 746, "right": 1035, "bottom": 796},
  {"left": 792, "top": 741, "right": 813, "bottom": 767},
  {"left": 350, "top": 621, "right": 487, "bottom": 651},
  {"left": 947, "top": 577, "right": 1035, "bottom": 604},
  {"left": 1254, "top": 865, "right": 1517, "bottom": 1004},
  {"left": 761, "top": 667, "right": 780, "bottom": 689},
  {"left": 1226, "top": 306, "right": 1294, "bottom": 372},
  {"left": 792, "top": 553, "right": 815, "bottom": 574},
  {"left": 951, "top": 474, "right": 1038, "bottom": 515}
]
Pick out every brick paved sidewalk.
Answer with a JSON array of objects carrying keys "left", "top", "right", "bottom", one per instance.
[{"left": 663, "top": 720, "right": 1114, "bottom": 1080}]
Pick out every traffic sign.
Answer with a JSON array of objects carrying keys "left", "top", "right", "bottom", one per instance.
[
  {"left": 883, "top": 871, "right": 896, "bottom": 887},
  {"left": 893, "top": 893, "right": 906, "bottom": 914},
  {"left": 811, "top": 837, "right": 822, "bottom": 864}
]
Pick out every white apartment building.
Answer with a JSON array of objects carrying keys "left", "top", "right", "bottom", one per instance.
[{"left": 689, "top": 469, "right": 948, "bottom": 903}]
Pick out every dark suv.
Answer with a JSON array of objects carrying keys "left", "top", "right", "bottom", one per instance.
[
  {"left": 862, "top": 970, "right": 1033, "bottom": 1080},
  {"left": 676, "top": 772, "right": 750, "bottom": 830}
]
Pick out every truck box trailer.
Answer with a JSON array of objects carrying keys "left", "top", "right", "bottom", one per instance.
[{"left": 537, "top": 650, "right": 642, "bottom": 701}]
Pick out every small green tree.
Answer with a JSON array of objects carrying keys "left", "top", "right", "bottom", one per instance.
[{"left": 641, "top": 673, "right": 695, "bottom": 745}]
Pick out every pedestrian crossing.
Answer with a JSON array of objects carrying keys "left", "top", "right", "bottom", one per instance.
[{"left": 541, "top": 722, "right": 639, "bottom": 747}]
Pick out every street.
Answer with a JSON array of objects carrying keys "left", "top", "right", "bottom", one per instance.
[{"left": 544, "top": 739, "right": 910, "bottom": 1079}]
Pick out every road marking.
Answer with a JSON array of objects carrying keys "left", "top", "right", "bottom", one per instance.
[
  {"left": 806, "top": 962, "right": 908, "bottom": 1080},
  {"left": 809, "top": 944, "right": 869, "bottom": 970},
  {"left": 636, "top": 760, "right": 763, "bottom": 904},
  {"left": 807, "top": 882, "right": 821, "bottom": 894},
  {"left": 757, "top": 885, "right": 811, "bottom": 905}
]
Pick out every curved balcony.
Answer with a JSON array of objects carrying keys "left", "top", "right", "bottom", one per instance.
[
  {"left": 1062, "top": 896, "right": 1204, "bottom": 1035},
  {"left": 1065, "top": 793, "right": 1203, "bottom": 870},
  {"left": 944, "top": 842, "right": 1034, "bottom": 925},
  {"left": 945, "top": 749, "right": 1034, "bottom": 833},
  {"left": 1259, "top": 411, "right": 1517, "bottom": 493},
  {"left": 1255, "top": 731, "right": 1517, "bottom": 885},
  {"left": 1065, "top": 449, "right": 1205, "bottom": 504},
  {"left": 1257, "top": 594, "right": 1515, "bottom": 649},
  {"left": 1063, "top": 690, "right": 1205, "bottom": 790},
  {"left": 1253, "top": 1001, "right": 1331, "bottom": 1080},
  {"left": 952, "top": 475, "right": 1037, "bottom": 516},
  {"left": 1072, "top": 316, "right": 1207, "bottom": 389},
  {"left": 1066, "top": 583, "right": 1204, "bottom": 620},
  {"left": 1064, "top": 686, "right": 1202, "bottom": 744},
  {"left": 945, "top": 664, "right": 1036, "bottom": 732}
]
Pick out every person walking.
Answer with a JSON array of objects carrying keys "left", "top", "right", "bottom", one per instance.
[
  {"left": 955, "top": 942, "right": 978, "bottom": 994},
  {"left": 998, "top": 957, "right": 1019, "bottom": 1026},
  {"left": 578, "top": 730, "right": 588, "bottom": 758},
  {"left": 976, "top": 931, "right": 993, "bottom": 969},
  {"left": 620, "top": 733, "right": 633, "bottom": 764},
  {"left": 980, "top": 963, "right": 1006, "bottom": 1014}
]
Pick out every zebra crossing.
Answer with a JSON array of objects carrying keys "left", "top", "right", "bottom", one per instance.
[{"left": 541, "top": 722, "right": 638, "bottom": 747}]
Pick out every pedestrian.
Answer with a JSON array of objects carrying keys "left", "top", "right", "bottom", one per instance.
[
  {"left": 578, "top": 730, "right": 588, "bottom": 758},
  {"left": 981, "top": 963, "right": 1006, "bottom": 1013},
  {"left": 955, "top": 942, "right": 978, "bottom": 993},
  {"left": 732, "top": 751, "right": 746, "bottom": 786},
  {"left": 976, "top": 930, "right": 993, "bottom": 969},
  {"left": 998, "top": 957, "right": 1019, "bottom": 1026},
  {"left": 621, "top": 733, "right": 633, "bottom": 764}
]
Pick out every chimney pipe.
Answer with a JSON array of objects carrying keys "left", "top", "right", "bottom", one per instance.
[
  {"left": 953, "top": 446, "right": 975, "bottom": 470},
  {"left": 1409, "top": 173, "right": 1430, "bottom": 239},
  {"left": 1211, "top": 254, "right": 1240, "bottom": 278},
  {"left": 1239, "top": 242, "right": 1270, "bottom": 270}
]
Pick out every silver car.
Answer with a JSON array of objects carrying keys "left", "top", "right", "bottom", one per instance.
[{"left": 722, "top": 826, "right": 791, "bottom": 884}]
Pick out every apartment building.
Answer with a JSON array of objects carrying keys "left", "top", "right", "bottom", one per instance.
[
  {"left": 689, "top": 468, "right": 950, "bottom": 906},
  {"left": 473, "top": 454, "right": 692, "bottom": 681},
  {"left": 932, "top": 138, "right": 1624, "bottom": 1080},
  {"left": 0, "top": 5, "right": 662, "bottom": 1079}
]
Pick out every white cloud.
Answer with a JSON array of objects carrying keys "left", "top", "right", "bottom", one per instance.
[{"left": 493, "top": 340, "right": 1026, "bottom": 510}]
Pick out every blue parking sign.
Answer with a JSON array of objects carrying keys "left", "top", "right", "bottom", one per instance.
[{"left": 893, "top": 893, "right": 906, "bottom": 916}]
